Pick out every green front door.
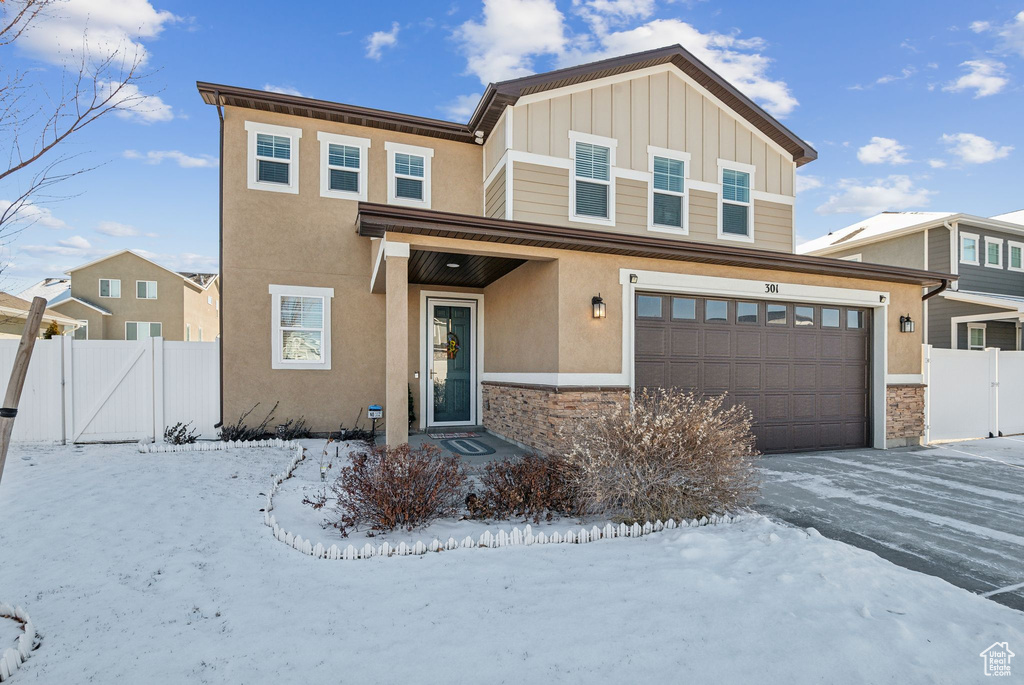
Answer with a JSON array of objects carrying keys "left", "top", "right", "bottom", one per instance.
[{"left": 431, "top": 304, "right": 472, "bottom": 424}]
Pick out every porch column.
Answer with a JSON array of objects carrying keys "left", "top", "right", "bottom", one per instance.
[{"left": 384, "top": 241, "right": 409, "bottom": 445}]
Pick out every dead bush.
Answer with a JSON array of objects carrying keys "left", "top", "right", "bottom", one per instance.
[
  {"left": 467, "top": 453, "right": 579, "bottom": 523},
  {"left": 560, "top": 388, "right": 759, "bottom": 523},
  {"left": 331, "top": 443, "right": 467, "bottom": 533}
]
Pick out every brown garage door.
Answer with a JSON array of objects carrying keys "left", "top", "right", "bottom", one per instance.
[{"left": 634, "top": 293, "right": 870, "bottom": 453}]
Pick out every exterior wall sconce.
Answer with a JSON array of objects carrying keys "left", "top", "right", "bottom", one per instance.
[
  {"left": 900, "top": 314, "right": 915, "bottom": 333},
  {"left": 629, "top": 274, "right": 639, "bottom": 284},
  {"left": 592, "top": 294, "right": 607, "bottom": 319}
]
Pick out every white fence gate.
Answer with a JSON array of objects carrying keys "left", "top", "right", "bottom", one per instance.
[
  {"left": 0, "top": 337, "right": 219, "bottom": 443},
  {"left": 923, "top": 345, "right": 1024, "bottom": 442}
]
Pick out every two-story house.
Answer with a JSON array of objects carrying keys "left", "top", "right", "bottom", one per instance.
[
  {"left": 48, "top": 249, "right": 220, "bottom": 341},
  {"left": 799, "top": 211, "right": 1024, "bottom": 351},
  {"left": 198, "top": 45, "right": 950, "bottom": 453}
]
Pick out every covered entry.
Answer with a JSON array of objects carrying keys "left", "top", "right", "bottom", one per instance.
[{"left": 634, "top": 292, "right": 871, "bottom": 453}]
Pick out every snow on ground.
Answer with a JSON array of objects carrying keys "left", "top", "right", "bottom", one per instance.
[
  {"left": 0, "top": 614, "right": 21, "bottom": 652},
  {"left": 0, "top": 442, "right": 1021, "bottom": 684}
]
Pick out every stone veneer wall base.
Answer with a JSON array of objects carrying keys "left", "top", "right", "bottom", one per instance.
[{"left": 885, "top": 384, "right": 926, "bottom": 448}]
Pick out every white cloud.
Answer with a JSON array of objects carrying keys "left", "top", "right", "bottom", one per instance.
[
  {"left": 577, "top": 0, "right": 656, "bottom": 32},
  {"left": 96, "top": 221, "right": 138, "bottom": 237},
  {"left": 98, "top": 81, "right": 174, "bottom": 123},
  {"left": 815, "top": 175, "right": 935, "bottom": 215},
  {"left": 940, "top": 132, "right": 1013, "bottom": 164},
  {"left": 942, "top": 60, "right": 1008, "bottom": 97},
  {"left": 453, "top": 0, "right": 567, "bottom": 83},
  {"left": 123, "top": 149, "right": 217, "bottom": 168},
  {"left": 795, "top": 174, "right": 823, "bottom": 193},
  {"left": 441, "top": 93, "right": 482, "bottom": 121},
  {"left": 875, "top": 66, "right": 916, "bottom": 84},
  {"left": 15, "top": 0, "right": 178, "bottom": 65},
  {"left": 22, "top": 235, "right": 97, "bottom": 258},
  {"left": 60, "top": 235, "right": 91, "bottom": 250},
  {"left": 969, "top": 10, "right": 1024, "bottom": 57},
  {"left": 928, "top": 159, "right": 947, "bottom": 169},
  {"left": 366, "top": 22, "right": 400, "bottom": 60},
  {"left": 135, "top": 250, "right": 217, "bottom": 272},
  {"left": 857, "top": 137, "right": 910, "bottom": 165},
  {"left": 0, "top": 201, "right": 70, "bottom": 229},
  {"left": 263, "top": 84, "right": 302, "bottom": 96},
  {"left": 561, "top": 19, "right": 799, "bottom": 116}
]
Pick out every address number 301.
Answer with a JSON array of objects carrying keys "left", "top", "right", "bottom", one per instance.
[{"left": 765, "top": 283, "right": 780, "bottom": 294}]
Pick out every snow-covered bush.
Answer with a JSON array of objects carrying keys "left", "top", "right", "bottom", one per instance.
[
  {"left": 163, "top": 421, "right": 199, "bottom": 445},
  {"left": 560, "top": 389, "right": 759, "bottom": 523},
  {"left": 467, "top": 453, "right": 579, "bottom": 523},
  {"left": 331, "top": 443, "right": 467, "bottom": 533}
]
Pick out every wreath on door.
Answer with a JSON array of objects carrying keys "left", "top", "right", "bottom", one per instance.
[{"left": 446, "top": 332, "right": 460, "bottom": 360}]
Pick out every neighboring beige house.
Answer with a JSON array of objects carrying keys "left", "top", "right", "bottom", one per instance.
[
  {"left": 0, "top": 292, "right": 80, "bottom": 339},
  {"left": 198, "top": 44, "right": 952, "bottom": 453},
  {"left": 49, "top": 250, "right": 220, "bottom": 342}
]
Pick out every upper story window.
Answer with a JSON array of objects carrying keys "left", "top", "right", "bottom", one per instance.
[
  {"left": 960, "top": 232, "right": 979, "bottom": 265},
  {"left": 648, "top": 147, "right": 689, "bottom": 234},
  {"left": 985, "top": 236, "right": 1003, "bottom": 269},
  {"left": 385, "top": 142, "right": 433, "bottom": 208},
  {"left": 245, "top": 121, "right": 302, "bottom": 194},
  {"left": 137, "top": 280, "right": 157, "bottom": 299},
  {"left": 318, "top": 132, "right": 370, "bottom": 201},
  {"left": 1009, "top": 241, "right": 1024, "bottom": 272},
  {"left": 719, "top": 160, "right": 755, "bottom": 242},
  {"left": 269, "top": 284, "right": 334, "bottom": 370},
  {"left": 569, "top": 132, "right": 616, "bottom": 226},
  {"left": 99, "top": 278, "right": 120, "bottom": 298}
]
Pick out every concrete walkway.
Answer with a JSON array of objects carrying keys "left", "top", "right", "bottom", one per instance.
[{"left": 758, "top": 437, "right": 1024, "bottom": 611}]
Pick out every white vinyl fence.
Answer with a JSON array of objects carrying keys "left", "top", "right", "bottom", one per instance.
[
  {"left": 923, "top": 345, "right": 1024, "bottom": 442},
  {"left": 0, "top": 337, "right": 218, "bottom": 443}
]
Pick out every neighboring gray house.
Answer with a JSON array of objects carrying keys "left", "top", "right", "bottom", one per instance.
[{"left": 799, "top": 211, "right": 1024, "bottom": 350}]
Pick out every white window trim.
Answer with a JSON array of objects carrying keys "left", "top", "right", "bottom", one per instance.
[
  {"left": 125, "top": 321, "right": 162, "bottom": 340},
  {"left": 1009, "top": 240, "right": 1024, "bottom": 273},
  {"left": 245, "top": 121, "right": 302, "bottom": 194},
  {"left": 984, "top": 236, "right": 1004, "bottom": 269},
  {"left": 647, "top": 146, "right": 690, "bottom": 235},
  {"left": 967, "top": 322, "right": 987, "bottom": 350},
  {"left": 717, "top": 159, "right": 756, "bottom": 243},
  {"left": 99, "top": 278, "right": 121, "bottom": 299},
  {"left": 73, "top": 320, "right": 88, "bottom": 340},
  {"left": 136, "top": 280, "right": 158, "bottom": 299},
  {"left": 385, "top": 141, "right": 433, "bottom": 209},
  {"left": 960, "top": 231, "right": 980, "bottom": 266},
  {"left": 840, "top": 254, "right": 863, "bottom": 262},
  {"left": 569, "top": 131, "right": 617, "bottom": 227},
  {"left": 318, "top": 131, "right": 370, "bottom": 201},
  {"left": 269, "top": 284, "right": 334, "bottom": 370}
]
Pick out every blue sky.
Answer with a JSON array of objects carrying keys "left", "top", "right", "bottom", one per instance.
[{"left": 3, "top": 0, "right": 1023, "bottom": 292}]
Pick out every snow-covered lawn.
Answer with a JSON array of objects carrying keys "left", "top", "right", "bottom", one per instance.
[{"left": 0, "top": 441, "right": 1021, "bottom": 684}]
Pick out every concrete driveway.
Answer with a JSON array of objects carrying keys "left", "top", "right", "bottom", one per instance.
[{"left": 758, "top": 437, "right": 1024, "bottom": 611}]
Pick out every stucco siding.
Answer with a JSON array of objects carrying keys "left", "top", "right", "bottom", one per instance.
[
  {"left": 49, "top": 299, "right": 105, "bottom": 339},
  {"left": 830, "top": 231, "right": 926, "bottom": 270},
  {"left": 509, "top": 69, "right": 796, "bottom": 193}
]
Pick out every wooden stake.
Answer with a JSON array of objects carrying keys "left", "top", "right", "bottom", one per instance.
[{"left": 0, "top": 297, "right": 47, "bottom": 488}]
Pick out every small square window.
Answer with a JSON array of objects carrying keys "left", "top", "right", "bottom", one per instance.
[
  {"left": 671, "top": 297, "right": 695, "bottom": 320},
  {"left": 247, "top": 122, "right": 301, "bottom": 194},
  {"left": 137, "top": 281, "right": 157, "bottom": 299},
  {"left": 636, "top": 295, "right": 663, "bottom": 318},
  {"left": 795, "top": 306, "right": 814, "bottom": 326},
  {"left": 968, "top": 326, "right": 985, "bottom": 350},
  {"left": 386, "top": 142, "right": 433, "bottom": 208},
  {"left": 99, "top": 278, "right": 120, "bottom": 298},
  {"left": 767, "top": 304, "right": 787, "bottom": 325},
  {"left": 736, "top": 302, "right": 758, "bottom": 324},
  {"left": 705, "top": 300, "right": 728, "bottom": 323},
  {"left": 847, "top": 310, "right": 864, "bottom": 329},
  {"left": 822, "top": 308, "right": 840, "bottom": 328}
]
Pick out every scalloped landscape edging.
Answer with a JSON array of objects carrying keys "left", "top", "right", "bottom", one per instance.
[
  {"left": 138, "top": 438, "right": 301, "bottom": 454},
  {"left": 0, "top": 604, "right": 39, "bottom": 682},
  {"left": 262, "top": 443, "right": 751, "bottom": 560}
]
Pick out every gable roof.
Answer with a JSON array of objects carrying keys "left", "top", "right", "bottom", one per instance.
[
  {"left": 991, "top": 209, "right": 1024, "bottom": 225},
  {"left": 0, "top": 292, "right": 81, "bottom": 327},
  {"left": 198, "top": 45, "right": 816, "bottom": 166},
  {"left": 49, "top": 295, "right": 112, "bottom": 316},
  {"left": 65, "top": 249, "right": 219, "bottom": 290},
  {"left": 17, "top": 277, "right": 71, "bottom": 304},
  {"left": 468, "top": 45, "right": 817, "bottom": 166}
]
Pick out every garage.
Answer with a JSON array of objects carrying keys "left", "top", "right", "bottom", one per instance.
[{"left": 633, "top": 292, "right": 871, "bottom": 453}]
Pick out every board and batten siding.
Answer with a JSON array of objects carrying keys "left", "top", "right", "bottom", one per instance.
[
  {"left": 509, "top": 70, "right": 794, "bottom": 195},
  {"left": 955, "top": 223, "right": 1024, "bottom": 297},
  {"left": 510, "top": 162, "right": 792, "bottom": 252},
  {"left": 484, "top": 111, "right": 507, "bottom": 179},
  {"left": 485, "top": 166, "right": 506, "bottom": 219}
]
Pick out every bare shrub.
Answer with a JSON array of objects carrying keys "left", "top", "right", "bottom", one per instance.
[
  {"left": 332, "top": 443, "right": 467, "bottom": 533},
  {"left": 275, "top": 416, "right": 311, "bottom": 441},
  {"left": 560, "top": 388, "right": 759, "bottom": 523},
  {"left": 219, "top": 402, "right": 278, "bottom": 442},
  {"left": 467, "top": 453, "right": 579, "bottom": 523},
  {"left": 164, "top": 421, "right": 199, "bottom": 445}
]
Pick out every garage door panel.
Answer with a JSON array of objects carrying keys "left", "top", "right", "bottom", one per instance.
[{"left": 635, "top": 292, "right": 870, "bottom": 453}]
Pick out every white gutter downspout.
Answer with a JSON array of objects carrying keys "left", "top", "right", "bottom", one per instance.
[{"left": 944, "top": 220, "right": 958, "bottom": 290}]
